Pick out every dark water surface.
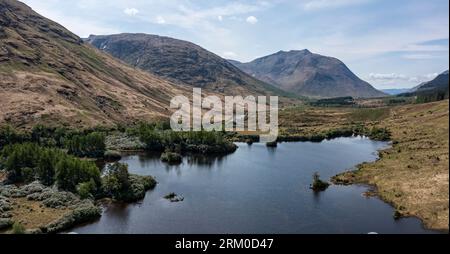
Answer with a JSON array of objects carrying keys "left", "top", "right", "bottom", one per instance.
[{"left": 73, "top": 137, "right": 436, "bottom": 234}]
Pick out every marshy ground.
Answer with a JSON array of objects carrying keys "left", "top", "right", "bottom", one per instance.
[
  {"left": 333, "top": 100, "right": 449, "bottom": 231},
  {"left": 279, "top": 100, "right": 449, "bottom": 231}
]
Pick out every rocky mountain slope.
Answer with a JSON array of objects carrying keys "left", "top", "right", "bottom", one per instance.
[
  {"left": 0, "top": 0, "right": 193, "bottom": 127},
  {"left": 86, "top": 34, "right": 290, "bottom": 97},
  {"left": 231, "top": 50, "right": 386, "bottom": 98}
]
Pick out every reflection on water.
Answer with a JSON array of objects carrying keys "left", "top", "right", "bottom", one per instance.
[
  {"left": 74, "top": 137, "right": 437, "bottom": 234},
  {"left": 186, "top": 154, "right": 227, "bottom": 168}
]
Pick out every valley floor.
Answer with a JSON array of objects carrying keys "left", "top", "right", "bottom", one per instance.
[{"left": 1, "top": 100, "right": 448, "bottom": 233}]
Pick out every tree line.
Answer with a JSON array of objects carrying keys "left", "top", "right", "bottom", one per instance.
[
  {"left": 0, "top": 143, "right": 101, "bottom": 192},
  {"left": 128, "top": 122, "right": 237, "bottom": 154},
  {"left": 0, "top": 125, "right": 106, "bottom": 158}
]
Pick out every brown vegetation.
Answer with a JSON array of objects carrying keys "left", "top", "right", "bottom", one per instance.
[
  {"left": 8, "top": 197, "right": 72, "bottom": 232},
  {"left": 333, "top": 100, "right": 449, "bottom": 231},
  {"left": 0, "top": 0, "right": 192, "bottom": 128}
]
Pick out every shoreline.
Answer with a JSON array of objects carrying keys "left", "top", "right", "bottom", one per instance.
[
  {"left": 67, "top": 137, "right": 439, "bottom": 234},
  {"left": 331, "top": 100, "right": 449, "bottom": 231},
  {"left": 1, "top": 135, "right": 441, "bottom": 234}
]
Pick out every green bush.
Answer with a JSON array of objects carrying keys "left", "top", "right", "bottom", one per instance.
[
  {"left": 21, "top": 167, "right": 36, "bottom": 183},
  {"left": 55, "top": 157, "right": 101, "bottom": 192},
  {"left": 160, "top": 151, "right": 182, "bottom": 164},
  {"left": 65, "top": 132, "right": 106, "bottom": 158},
  {"left": 368, "top": 127, "right": 391, "bottom": 141},
  {"left": 102, "top": 162, "right": 131, "bottom": 200},
  {"left": 128, "top": 123, "right": 235, "bottom": 154},
  {"left": 0, "top": 143, "right": 101, "bottom": 191},
  {"left": 311, "top": 172, "right": 330, "bottom": 192},
  {"left": 0, "top": 125, "right": 28, "bottom": 149},
  {"left": 102, "top": 162, "right": 156, "bottom": 202},
  {"left": 37, "top": 150, "right": 56, "bottom": 186},
  {"left": 77, "top": 179, "right": 97, "bottom": 199},
  {"left": 12, "top": 222, "right": 26, "bottom": 234},
  {"left": 1, "top": 143, "right": 41, "bottom": 182}
]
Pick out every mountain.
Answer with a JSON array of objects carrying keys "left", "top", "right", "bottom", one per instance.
[
  {"left": 0, "top": 0, "right": 193, "bottom": 127},
  {"left": 230, "top": 50, "right": 386, "bottom": 98},
  {"left": 406, "top": 71, "right": 449, "bottom": 102},
  {"left": 415, "top": 70, "right": 449, "bottom": 92},
  {"left": 410, "top": 82, "right": 427, "bottom": 92},
  {"left": 382, "top": 88, "right": 412, "bottom": 95},
  {"left": 86, "top": 34, "right": 291, "bottom": 97},
  {"left": 398, "top": 71, "right": 449, "bottom": 103}
]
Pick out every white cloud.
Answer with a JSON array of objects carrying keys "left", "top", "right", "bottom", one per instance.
[
  {"left": 303, "top": 0, "right": 371, "bottom": 11},
  {"left": 402, "top": 54, "right": 441, "bottom": 60},
  {"left": 156, "top": 16, "right": 166, "bottom": 24},
  {"left": 124, "top": 8, "right": 139, "bottom": 16},
  {"left": 218, "top": 15, "right": 223, "bottom": 21},
  {"left": 288, "top": 15, "right": 449, "bottom": 63},
  {"left": 368, "top": 73, "right": 438, "bottom": 83},
  {"left": 369, "top": 73, "right": 408, "bottom": 80},
  {"left": 246, "top": 16, "right": 258, "bottom": 24}
]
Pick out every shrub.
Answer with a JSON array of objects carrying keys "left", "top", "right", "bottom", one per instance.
[
  {"left": 65, "top": 132, "right": 106, "bottom": 158},
  {"left": 310, "top": 172, "right": 330, "bottom": 192},
  {"left": 12, "top": 222, "right": 26, "bottom": 234},
  {"left": 164, "top": 192, "right": 184, "bottom": 202},
  {"left": 164, "top": 192, "right": 177, "bottom": 199},
  {"left": 102, "top": 162, "right": 131, "bottom": 200},
  {"left": 0, "top": 125, "right": 27, "bottom": 149},
  {"left": 1, "top": 143, "right": 41, "bottom": 182},
  {"left": 21, "top": 167, "right": 36, "bottom": 183},
  {"left": 0, "top": 143, "right": 100, "bottom": 189},
  {"left": 37, "top": 150, "right": 56, "bottom": 186},
  {"left": 102, "top": 163, "right": 156, "bottom": 202},
  {"left": 55, "top": 157, "right": 101, "bottom": 192},
  {"left": 368, "top": 127, "right": 391, "bottom": 141},
  {"left": 130, "top": 123, "right": 236, "bottom": 154},
  {"left": 77, "top": 179, "right": 97, "bottom": 199},
  {"left": 160, "top": 151, "right": 182, "bottom": 164}
]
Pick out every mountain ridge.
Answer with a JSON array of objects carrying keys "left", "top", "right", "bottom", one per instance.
[
  {"left": 86, "top": 33, "right": 292, "bottom": 97},
  {"left": 230, "top": 50, "right": 386, "bottom": 98},
  {"left": 0, "top": 0, "right": 193, "bottom": 127},
  {"left": 415, "top": 70, "right": 449, "bottom": 92}
]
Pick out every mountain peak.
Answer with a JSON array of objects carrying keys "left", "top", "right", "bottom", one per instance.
[
  {"left": 0, "top": 0, "right": 82, "bottom": 45},
  {"left": 276, "top": 49, "right": 311, "bottom": 56},
  {"left": 86, "top": 33, "right": 289, "bottom": 96},
  {"left": 231, "top": 50, "right": 385, "bottom": 98}
]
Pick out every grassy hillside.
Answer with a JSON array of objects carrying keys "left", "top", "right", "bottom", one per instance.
[
  {"left": 333, "top": 100, "right": 449, "bottom": 231},
  {"left": 0, "top": 0, "right": 192, "bottom": 128}
]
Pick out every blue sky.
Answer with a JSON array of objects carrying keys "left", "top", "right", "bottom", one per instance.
[{"left": 21, "top": 0, "right": 449, "bottom": 89}]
